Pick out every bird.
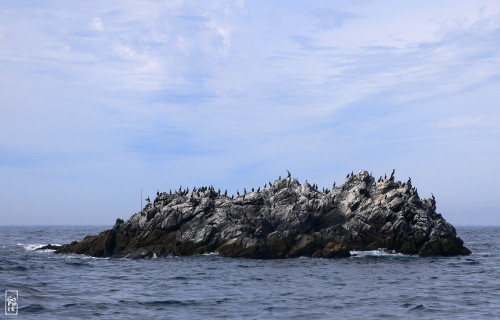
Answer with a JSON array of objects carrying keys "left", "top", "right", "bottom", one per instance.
[
  {"left": 257, "top": 187, "right": 260, "bottom": 192},
  {"left": 333, "top": 182, "right": 336, "bottom": 187},
  {"left": 145, "top": 197, "right": 151, "bottom": 202},
  {"left": 252, "top": 187, "right": 254, "bottom": 192},
  {"left": 287, "top": 170, "right": 291, "bottom": 178},
  {"left": 237, "top": 191, "right": 240, "bottom": 196},
  {"left": 156, "top": 190, "right": 159, "bottom": 196}
]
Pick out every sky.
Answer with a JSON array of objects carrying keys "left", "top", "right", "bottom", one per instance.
[{"left": 1, "top": 0, "right": 499, "bottom": 226}]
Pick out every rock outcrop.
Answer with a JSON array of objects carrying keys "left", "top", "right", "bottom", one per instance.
[{"left": 50, "top": 171, "right": 471, "bottom": 258}]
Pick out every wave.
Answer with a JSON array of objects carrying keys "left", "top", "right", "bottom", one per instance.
[
  {"left": 200, "top": 252, "right": 220, "bottom": 256},
  {"left": 18, "top": 243, "right": 61, "bottom": 251},
  {"left": 349, "top": 248, "right": 410, "bottom": 258},
  {"left": 138, "top": 299, "right": 201, "bottom": 307},
  {"left": 18, "top": 243, "right": 44, "bottom": 251}
]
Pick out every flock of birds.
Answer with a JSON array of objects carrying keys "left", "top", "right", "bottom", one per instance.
[{"left": 144, "top": 169, "right": 426, "bottom": 205}]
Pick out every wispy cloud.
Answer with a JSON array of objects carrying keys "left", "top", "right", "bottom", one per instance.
[{"left": 438, "top": 115, "right": 483, "bottom": 128}]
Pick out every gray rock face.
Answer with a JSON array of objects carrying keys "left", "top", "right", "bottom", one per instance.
[{"left": 53, "top": 171, "right": 471, "bottom": 258}]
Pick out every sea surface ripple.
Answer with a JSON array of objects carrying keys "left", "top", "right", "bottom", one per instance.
[{"left": 0, "top": 226, "right": 498, "bottom": 319}]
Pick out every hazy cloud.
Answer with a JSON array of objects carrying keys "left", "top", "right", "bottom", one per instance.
[{"left": 438, "top": 116, "right": 483, "bottom": 128}]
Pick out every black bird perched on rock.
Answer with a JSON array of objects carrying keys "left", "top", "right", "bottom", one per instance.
[
  {"left": 390, "top": 169, "right": 395, "bottom": 181},
  {"left": 257, "top": 187, "right": 260, "bottom": 192},
  {"left": 287, "top": 170, "right": 291, "bottom": 178},
  {"left": 333, "top": 182, "right": 336, "bottom": 187},
  {"left": 145, "top": 197, "right": 150, "bottom": 202},
  {"left": 244, "top": 188, "right": 247, "bottom": 195},
  {"left": 252, "top": 187, "right": 254, "bottom": 192},
  {"left": 237, "top": 191, "right": 240, "bottom": 196},
  {"left": 156, "top": 190, "right": 159, "bottom": 196}
]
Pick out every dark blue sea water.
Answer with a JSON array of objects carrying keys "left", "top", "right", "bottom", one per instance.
[{"left": 0, "top": 226, "right": 498, "bottom": 320}]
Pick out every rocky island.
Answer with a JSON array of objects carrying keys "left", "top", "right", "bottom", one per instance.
[{"left": 47, "top": 170, "right": 471, "bottom": 259}]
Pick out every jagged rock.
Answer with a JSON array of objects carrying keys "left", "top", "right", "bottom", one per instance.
[{"left": 53, "top": 170, "right": 471, "bottom": 259}]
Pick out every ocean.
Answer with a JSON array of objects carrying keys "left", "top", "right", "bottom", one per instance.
[{"left": 0, "top": 225, "right": 498, "bottom": 319}]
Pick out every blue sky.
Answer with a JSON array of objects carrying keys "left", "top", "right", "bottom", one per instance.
[{"left": 1, "top": 0, "right": 499, "bottom": 225}]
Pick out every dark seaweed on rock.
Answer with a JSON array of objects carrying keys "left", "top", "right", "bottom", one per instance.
[{"left": 49, "top": 171, "right": 471, "bottom": 259}]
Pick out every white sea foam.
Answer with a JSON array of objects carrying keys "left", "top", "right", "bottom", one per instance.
[
  {"left": 350, "top": 248, "right": 406, "bottom": 257},
  {"left": 201, "top": 252, "right": 220, "bottom": 256},
  {"left": 19, "top": 243, "right": 44, "bottom": 251},
  {"left": 19, "top": 243, "right": 61, "bottom": 251}
]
